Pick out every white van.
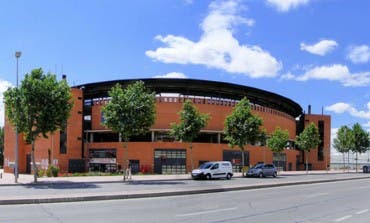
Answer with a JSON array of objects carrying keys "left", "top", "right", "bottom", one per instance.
[{"left": 191, "top": 161, "right": 233, "bottom": 180}]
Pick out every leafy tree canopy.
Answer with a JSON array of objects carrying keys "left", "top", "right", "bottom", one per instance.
[
  {"left": 295, "top": 122, "right": 320, "bottom": 152},
  {"left": 267, "top": 127, "right": 289, "bottom": 153},
  {"left": 170, "top": 99, "right": 209, "bottom": 143},
  {"left": 3, "top": 68, "right": 73, "bottom": 182},
  {"left": 333, "top": 125, "right": 353, "bottom": 154},
  {"left": 352, "top": 123, "right": 370, "bottom": 154},
  {"left": 4, "top": 68, "right": 73, "bottom": 143},
  {"left": 224, "top": 97, "right": 263, "bottom": 150},
  {"left": 102, "top": 81, "right": 156, "bottom": 142}
]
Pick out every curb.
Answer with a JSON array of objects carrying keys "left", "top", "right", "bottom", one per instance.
[{"left": 1, "top": 175, "right": 370, "bottom": 205}]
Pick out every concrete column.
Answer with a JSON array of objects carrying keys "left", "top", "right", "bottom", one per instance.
[{"left": 89, "top": 133, "right": 94, "bottom": 143}]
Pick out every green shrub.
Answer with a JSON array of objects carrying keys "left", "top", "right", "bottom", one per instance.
[
  {"left": 37, "top": 169, "right": 44, "bottom": 177},
  {"left": 46, "top": 165, "right": 59, "bottom": 177},
  {"left": 46, "top": 168, "right": 52, "bottom": 177}
]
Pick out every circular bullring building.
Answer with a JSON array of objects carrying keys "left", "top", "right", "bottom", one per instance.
[{"left": 3, "top": 78, "right": 331, "bottom": 174}]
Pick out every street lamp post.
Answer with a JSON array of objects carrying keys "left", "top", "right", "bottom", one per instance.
[{"left": 14, "top": 51, "right": 21, "bottom": 183}]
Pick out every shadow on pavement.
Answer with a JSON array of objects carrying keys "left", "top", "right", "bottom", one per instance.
[
  {"left": 23, "top": 182, "right": 100, "bottom": 189},
  {"left": 127, "top": 180, "right": 186, "bottom": 185}
]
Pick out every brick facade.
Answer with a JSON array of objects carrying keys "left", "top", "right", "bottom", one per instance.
[{"left": 4, "top": 80, "right": 331, "bottom": 174}]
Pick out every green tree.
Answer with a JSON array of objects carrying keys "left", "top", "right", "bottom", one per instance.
[
  {"left": 102, "top": 81, "right": 156, "bottom": 180},
  {"left": 333, "top": 125, "right": 353, "bottom": 171},
  {"left": 267, "top": 127, "right": 289, "bottom": 171},
  {"left": 224, "top": 97, "right": 263, "bottom": 176},
  {"left": 295, "top": 122, "right": 320, "bottom": 173},
  {"left": 170, "top": 99, "right": 209, "bottom": 170},
  {"left": 0, "top": 127, "right": 4, "bottom": 167},
  {"left": 4, "top": 68, "right": 73, "bottom": 182},
  {"left": 351, "top": 123, "right": 370, "bottom": 172}
]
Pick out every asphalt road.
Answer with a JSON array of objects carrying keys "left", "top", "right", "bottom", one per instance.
[
  {"left": 0, "top": 173, "right": 368, "bottom": 200},
  {"left": 1, "top": 177, "right": 370, "bottom": 223}
]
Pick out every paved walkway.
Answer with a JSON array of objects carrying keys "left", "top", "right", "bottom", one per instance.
[
  {"left": 0, "top": 169, "right": 357, "bottom": 185},
  {"left": 1, "top": 169, "right": 369, "bottom": 205}
]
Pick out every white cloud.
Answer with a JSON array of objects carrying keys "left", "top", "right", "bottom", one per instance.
[
  {"left": 281, "top": 72, "right": 295, "bottom": 80},
  {"left": 146, "top": 0, "right": 281, "bottom": 78},
  {"left": 286, "top": 64, "right": 370, "bottom": 87},
  {"left": 326, "top": 102, "right": 370, "bottom": 135},
  {"left": 325, "top": 102, "right": 352, "bottom": 114},
  {"left": 184, "top": 0, "right": 193, "bottom": 5},
  {"left": 300, "top": 39, "right": 338, "bottom": 56},
  {"left": 0, "top": 79, "right": 13, "bottom": 126},
  {"left": 325, "top": 102, "right": 370, "bottom": 120},
  {"left": 347, "top": 45, "right": 370, "bottom": 64},
  {"left": 266, "top": 0, "right": 310, "bottom": 12},
  {"left": 154, "top": 72, "right": 188, "bottom": 79},
  {"left": 364, "top": 121, "right": 370, "bottom": 128}
]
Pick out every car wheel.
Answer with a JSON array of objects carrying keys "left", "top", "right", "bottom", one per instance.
[
  {"left": 258, "top": 172, "right": 263, "bottom": 178},
  {"left": 226, "top": 173, "right": 232, "bottom": 180},
  {"left": 205, "top": 174, "right": 211, "bottom": 180},
  {"left": 273, "top": 172, "right": 277, "bottom": 178},
  {"left": 364, "top": 166, "right": 368, "bottom": 173}
]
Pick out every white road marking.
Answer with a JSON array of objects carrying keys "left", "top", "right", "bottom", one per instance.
[
  {"left": 176, "top": 207, "right": 238, "bottom": 217},
  {"left": 356, "top": 186, "right": 370, "bottom": 190},
  {"left": 335, "top": 215, "right": 352, "bottom": 222},
  {"left": 305, "top": 192, "right": 329, "bottom": 198},
  {"left": 356, "top": 209, "right": 368, "bottom": 215}
]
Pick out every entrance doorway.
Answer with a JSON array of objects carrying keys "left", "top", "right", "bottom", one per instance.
[
  {"left": 89, "top": 149, "right": 117, "bottom": 172},
  {"left": 26, "top": 154, "right": 31, "bottom": 174},
  {"left": 154, "top": 149, "right": 186, "bottom": 174}
]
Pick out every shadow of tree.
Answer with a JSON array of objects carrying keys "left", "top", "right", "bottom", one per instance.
[{"left": 23, "top": 182, "right": 100, "bottom": 189}]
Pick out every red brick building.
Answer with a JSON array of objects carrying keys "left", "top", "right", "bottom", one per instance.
[{"left": 4, "top": 78, "right": 331, "bottom": 174}]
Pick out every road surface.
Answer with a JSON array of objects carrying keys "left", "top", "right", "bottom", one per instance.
[{"left": 1, "top": 177, "right": 370, "bottom": 222}]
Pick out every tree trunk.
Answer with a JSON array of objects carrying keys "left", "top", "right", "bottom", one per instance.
[
  {"left": 123, "top": 142, "right": 128, "bottom": 181},
  {"left": 189, "top": 143, "right": 194, "bottom": 171},
  {"left": 241, "top": 147, "right": 245, "bottom": 177},
  {"left": 356, "top": 152, "right": 358, "bottom": 173},
  {"left": 278, "top": 152, "right": 282, "bottom": 172},
  {"left": 31, "top": 140, "right": 38, "bottom": 183},
  {"left": 342, "top": 153, "right": 345, "bottom": 172},
  {"left": 347, "top": 152, "right": 350, "bottom": 173},
  {"left": 305, "top": 150, "right": 308, "bottom": 174}
]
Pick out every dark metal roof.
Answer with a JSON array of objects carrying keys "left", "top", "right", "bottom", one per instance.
[{"left": 74, "top": 78, "right": 303, "bottom": 118}]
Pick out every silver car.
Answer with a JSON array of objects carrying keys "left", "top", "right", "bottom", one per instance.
[{"left": 246, "top": 163, "right": 277, "bottom": 178}]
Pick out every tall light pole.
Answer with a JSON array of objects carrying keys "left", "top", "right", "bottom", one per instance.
[{"left": 14, "top": 51, "right": 21, "bottom": 183}]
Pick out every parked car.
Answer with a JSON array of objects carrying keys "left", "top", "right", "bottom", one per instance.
[
  {"left": 363, "top": 164, "right": 370, "bottom": 173},
  {"left": 246, "top": 163, "right": 277, "bottom": 178},
  {"left": 191, "top": 161, "right": 233, "bottom": 180}
]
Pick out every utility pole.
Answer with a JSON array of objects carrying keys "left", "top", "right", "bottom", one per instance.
[{"left": 14, "top": 51, "right": 21, "bottom": 183}]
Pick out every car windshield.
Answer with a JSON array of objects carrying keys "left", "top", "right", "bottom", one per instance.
[
  {"left": 252, "top": 164, "right": 264, "bottom": 169},
  {"left": 198, "top": 163, "right": 213, "bottom": 169}
]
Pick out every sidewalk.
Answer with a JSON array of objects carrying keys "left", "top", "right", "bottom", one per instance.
[
  {"left": 0, "top": 169, "right": 358, "bottom": 185},
  {"left": 1, "top": 169, "right": 369, "bottom": 205}
]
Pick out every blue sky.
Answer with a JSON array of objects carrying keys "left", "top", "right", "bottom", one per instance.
[{"left": 1, "top": 0, "right": 369, "bottom": 156}]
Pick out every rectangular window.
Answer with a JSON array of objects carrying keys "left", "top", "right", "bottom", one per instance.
[
  {"left": 273, "top": 153, "right": 286, "bottom": 171},
  {"left": 318, "top": 121, "right": 324, "bottom": 161},
  {"left": 89, "top": 149, "right": 117, "bottom": 172},
  {"left": 101, "top": 111, "right": 105, "bottom": 124},
  {"left": 60, "top": 129, "right": 67, "bottom": 154},
  {"left": 223, "top": 150, "right": 249, "bottom": 172},
  {"left": 154, "top": 149, "right": 186, "bottom": 174}
]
